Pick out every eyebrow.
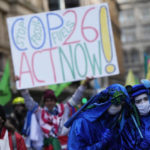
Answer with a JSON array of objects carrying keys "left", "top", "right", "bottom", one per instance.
[
  {"left": 135, "top": 98, "right": 141, "bottom": 101},
  {"left": 135, "top": 96, "right": 148, "bottom": 101}
]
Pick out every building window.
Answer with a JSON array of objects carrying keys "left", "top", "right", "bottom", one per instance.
[
  {"left": 119, "top": 9, "right": 134, "bottom": 24},
  {"left": 141, "top": 7, "right": 150, "bottom": 19},
  {"left": 126, "top": 9, "right": 134, "bottom": 22},
  {"left": 49, "top": 0, "right": 79, "bottom": 10},
  {"left": 49, "top": 0, "right": 59, "bottom": 10},
  {"left": 123, "top": 50, "right": 129, "bottom": 64},
  {"left": 121, "top": 34, "right": 127, "bottom": 43},
  {"left": 65, "top": 0, "right": 79, "bottom": 8},
  {"left": 130, "top": 49, "right": 139, "bottom": 63},
  {"left": 119, "top": 12, "right": 126, "bottom": 23},
  {"left": 141, "top": 25, "right": 150, "bottom": 40},
  {"left": 121, "top": 28, "right": 136, "bottom": 43}
]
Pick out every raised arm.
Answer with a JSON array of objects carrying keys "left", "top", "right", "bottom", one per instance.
[
  {"left": 68, "top": 77, "right": 92, "bottom": 106},
  {"left": 20, "top": 89, "right": 38, "bottom": 110},
  {"left": 15, "top": 76, "right": 39, "bottom": 110}
]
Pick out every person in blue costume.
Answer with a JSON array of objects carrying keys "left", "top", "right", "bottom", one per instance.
[
  {"left": 119, "top": 85, "right": 142, "bottom": 150},
  {"left": 65, "top": 84, "right": 131, "bottom": 150},
  {"left": 128, "top": 82, "right": 150, "bottom": 149}
]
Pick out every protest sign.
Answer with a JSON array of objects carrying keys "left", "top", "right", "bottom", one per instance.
[{"left": 7, "top": 3, "right": 119, "bottom": 89}]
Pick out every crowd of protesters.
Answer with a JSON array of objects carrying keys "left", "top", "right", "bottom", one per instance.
[
  {"left": 0, "top": 77, "right": 91, "bottom": 150},
  {"left": 1, "top": 77, "right": 150, "bottom": 150}
]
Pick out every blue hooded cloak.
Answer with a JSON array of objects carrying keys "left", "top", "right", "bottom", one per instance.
[{"left": 65, "top": 84, "right": 131, "bottom": 150}]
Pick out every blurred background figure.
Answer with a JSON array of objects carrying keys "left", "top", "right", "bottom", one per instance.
[
  {"left": 8, "top": 97, "right": 27, "bottom": 134},
  {"left": 0, "top": 105, "right": 27, "bottom": 150}
]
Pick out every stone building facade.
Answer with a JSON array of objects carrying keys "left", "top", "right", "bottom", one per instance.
[{"left": 117, "top": 0, "right": 150, "bottom": 80}]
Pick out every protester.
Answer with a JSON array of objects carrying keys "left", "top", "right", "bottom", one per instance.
[
  {"left": 65, "top": 84, "right": 130, "bottom": 150},
  {"left": 8, "top": 96, "right": 27, "bottom": 134},
  {"left": 0, "top": 105, "right": 27, "bottom": 150},
  {"left": 128, "top": 83, "right": 150, "bottom": 149},
  {"left": 16, "top": 77, "right": 91, "bottom": 150}
]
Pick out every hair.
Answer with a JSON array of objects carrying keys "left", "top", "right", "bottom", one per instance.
[{"left": 43, "top": 89, "right": 57, "bottom": 103}]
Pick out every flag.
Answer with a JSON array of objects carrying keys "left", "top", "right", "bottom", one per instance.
[
  {"left": 49, "top": 82, "right": 71, "bottom": 97},
  {"left": 0, "top": 61, "right": 12, "bottom": 105},
  {"left": 144, "top": 53, "right": 150, "bottom": 77},
  {"left": 146, "top": 60, "right": 150, "bottom": 80},
  {"left": 94, "top": 78, "right": 101, "bottom": 93},
  {"left": 49, "top": 84, "right": 58, "bottom": 92},
  {"left": 125, "top": 69, "right": 139, "bottom": 86},
  {"left": 94, "top": 79, "right": 100, "bottom": 90}
]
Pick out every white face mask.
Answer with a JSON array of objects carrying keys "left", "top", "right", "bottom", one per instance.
[
  {"left": 107, "top": 104, "right": 122, "bottom": 115},
  {"left": 135, "top": 94, "right": 150, "bottom": 116}
]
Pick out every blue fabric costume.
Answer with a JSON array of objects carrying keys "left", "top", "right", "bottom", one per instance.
[
  {"left": 129, "top": 83, "right": 150, "bottom": 149},
  {"left": 120, "top": 114, "right": 140, "bottom": 149},
  {"left": 65, "top": 84, "right": 131, "bottom": 150},
  {"left": 121, "top": 82, "right": 150, "bottom": 150}
]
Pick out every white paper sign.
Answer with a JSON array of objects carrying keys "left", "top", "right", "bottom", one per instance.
[{"left": 7, "top": 3, "right": 119, "bottom": 89}]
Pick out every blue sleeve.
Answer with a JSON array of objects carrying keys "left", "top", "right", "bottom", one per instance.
[
  {"left": 139, "top": 128, "right": 150, "bottom": 149},
  {"left": 140, "top": 140, "right": 150, "bottom": 149},
  {"left": 120, "top": 119, "right": 137, "bottom": 149},
  {"left": 68, "top": 118, "right": 110, "bottom": 150}
]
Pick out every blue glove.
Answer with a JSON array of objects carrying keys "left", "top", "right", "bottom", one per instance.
[{"left": 102, "top": 128, "right": 113, "bottom": 145}]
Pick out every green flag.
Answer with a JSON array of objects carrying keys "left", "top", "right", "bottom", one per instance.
[
  {"left": 144, "top": 53, "right": 150, "bottom": 76},
  {"left": 0, "top": 61, "right": 12, "bottom": 105},
  {"left": 49, "top": 82, "right": 71, "bottom": 97},
  {"left": 49, "top": 84, "right": 58, "bottom": 92}
]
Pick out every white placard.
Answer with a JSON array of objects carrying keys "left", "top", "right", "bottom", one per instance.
[{"left": 7, "top": 3, "right": 119, "bottom": 89}]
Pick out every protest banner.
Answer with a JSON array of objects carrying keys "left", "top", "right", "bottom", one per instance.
[{"left": 7, "top": 3, "right": 119, "bottom": 89}]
